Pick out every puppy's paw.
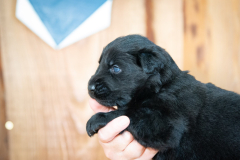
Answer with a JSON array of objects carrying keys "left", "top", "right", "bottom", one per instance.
[
  {"left": 86, "top": 113, "right": 108, "bottom": 137},
  {"left": 86, "top": 120, "right": 98, "bottom": 137}
]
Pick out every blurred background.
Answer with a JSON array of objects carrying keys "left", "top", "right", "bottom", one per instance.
[{"left": 0, "top": 0, "right": 239, "bottom": 160}]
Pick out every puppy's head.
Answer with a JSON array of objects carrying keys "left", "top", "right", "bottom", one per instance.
[{"left": 88, "top": 35, "right": 181, "bottom": 107}]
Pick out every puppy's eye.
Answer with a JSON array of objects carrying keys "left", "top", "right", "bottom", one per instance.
[{"left": 110, "top": 65, "right": 121, "bottom": 74}]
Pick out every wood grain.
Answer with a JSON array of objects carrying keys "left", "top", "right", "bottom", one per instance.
[
  {"left": 145, "top": 0, "right": 155, "bottom": 42},
  {"left": 152, "top": 0, "right": 184, "bottom": 69},
  {"left": 184, "top": 0, "right": 240, "bottom": 93},
  {"left": 183, "top": 0, "right": 208, "bottom": 82},
  {"left": 0, "top": 0, "right": 146, "bottom": 159},
  {"left": 0, "top": 18, "right": 9, "bottom": 160}
]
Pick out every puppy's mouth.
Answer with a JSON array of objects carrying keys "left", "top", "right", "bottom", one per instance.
[
  {"left": 88, "top": 82, "right": 121, "bottom": 108},
  {"left": 92, "top": 98, "right": 118, "bottom": 110},
  {"left": 88, "top": 87, "right": 115, "bottom": 106},
  {"left": 88, "top": 89, "right": 117, "bottom": 108}
]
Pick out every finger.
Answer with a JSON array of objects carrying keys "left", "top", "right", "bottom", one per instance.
[
  {"left": 89, "top": 98, "right": 115, "bottom": 113},
  {"left": 98, "top": 116, "right": 130, "bottom": 143},
  {"left": 100, "top": 131, "right": 134, "bottom": 151},
  {"left": 135, "top": 148, "right": 158, "bottom": 160},
  {"left": 123, "top": 140, "right": 146, "bottom": 159}
]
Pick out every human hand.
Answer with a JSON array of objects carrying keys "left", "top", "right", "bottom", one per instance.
[{"left": 89, "top": 98, "right": 158, "bottom": 160}]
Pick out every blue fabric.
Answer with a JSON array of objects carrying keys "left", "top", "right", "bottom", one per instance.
[{"left": 29, "top": 0, "right": 107, "bottom": 45}]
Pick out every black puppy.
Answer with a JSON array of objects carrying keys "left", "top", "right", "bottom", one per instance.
[{"left": 86, "top": 35, "right": 240, "bottom": 159}]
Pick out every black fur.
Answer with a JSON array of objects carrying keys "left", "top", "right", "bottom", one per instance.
[{"left": 86, "top": 35, "right": 240, "bottom": 159}]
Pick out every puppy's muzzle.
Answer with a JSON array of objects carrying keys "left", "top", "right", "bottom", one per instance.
[{"left": 88, "top": 81, "right": 110, "bottom": 99}]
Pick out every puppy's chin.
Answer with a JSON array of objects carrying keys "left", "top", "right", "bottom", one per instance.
[
  {"left": 94, "top": 99, "right": 116, "bottom": 108},
  {"left": 89, "top": 92, "right": 131, "bottom": 108},
  {"left": 88, "top": 90, "right": 115, "bottom": 107}
]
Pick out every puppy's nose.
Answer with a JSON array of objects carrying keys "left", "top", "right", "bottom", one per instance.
[{"left": 88, "top": 84, "right": 96, "bottom": 92}]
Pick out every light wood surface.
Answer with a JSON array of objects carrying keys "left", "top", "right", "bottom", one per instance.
[
  {"left": 0, "top": 0, "right": 146, "bottom": 160},
  {"left": 184, "top": 0, "right": 240, "bottom": 93},
  {"left": 0, "top": 0, "right": 239, "bottom": 160},
  {"left": 0, "top": 23, "right": 8, "bottom": 160},
  {"left": 152, "top": 0, "right": 184, "bottom": 69}
]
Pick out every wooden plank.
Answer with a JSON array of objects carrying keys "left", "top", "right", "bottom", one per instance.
[
  {"left": 145, "top": 0, "right": 155, "bottom": 42},
  {"left": 206, "top": 0, "right": 240, "bottom": 93},
  {"left": 0, "top": 0, "right": 146, "bottom": 160},
  {"left": 184, "top": 0, "right": 240, "bottom": 93},
  {"left": 152, "top": 0, "right": 184, "bottom": 69},
  {"left": 183, "top": 0, "right": 209, "bottom": 82},
  {"left": 0, "top": 18, "right": 9, "bottom": 160}
]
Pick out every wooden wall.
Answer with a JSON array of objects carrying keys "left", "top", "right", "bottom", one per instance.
[
  {"left": 0, "top": 0, "right": 239, "bottom": 160},
  {"left": 184, "top": 0, "right": 240, "bottom": 92}
]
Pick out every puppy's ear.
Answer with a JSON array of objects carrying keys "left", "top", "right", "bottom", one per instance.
[
  {"left": 138, "top": 51, "right": 164, "bottom": 74},
  {"left": 136, "top": 46, "right": 181, "bottom": 92},
  {"left": 138, "top": 49, "right": 165, "bottom": 93}
]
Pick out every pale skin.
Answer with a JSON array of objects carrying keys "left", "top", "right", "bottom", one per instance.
[{"left": 89, "top": 98, "right": 158, "bottom": 160}]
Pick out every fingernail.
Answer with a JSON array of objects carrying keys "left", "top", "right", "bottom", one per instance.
[{"left": 118, "top": 116, "right": 130, "bottom": 127}]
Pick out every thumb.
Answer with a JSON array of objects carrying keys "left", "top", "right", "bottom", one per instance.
[{"left": 98, "top": 116, "right": 130, "bottom": 143}]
